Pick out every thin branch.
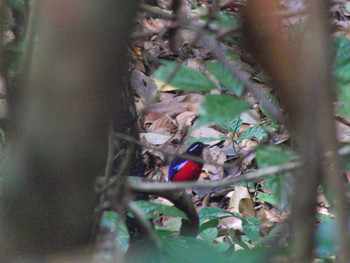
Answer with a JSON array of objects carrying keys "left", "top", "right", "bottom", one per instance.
[
  {"left": 97, "top": 144, "right": 135, "bottom": 194},
  {"left": 128, "top": 160, "right": 301, "bottom": 192}
]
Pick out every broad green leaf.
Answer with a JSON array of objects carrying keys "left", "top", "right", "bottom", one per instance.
[
  {"left": 198, "top": 94, "right": 250, "bottom": 125},
  {"left": 159, "top": 236, "right": 230, "bottom": 263},
  {"left": 256, "top": 193, "right": 278, "bottom": 206},
  {"left": 238, "top": 125, "right": 275, "bottom": 143},
  {"left": 316, "top": 220, "right": 337, "bottom": 258},
  {"left": 157, "top": 217, "right": 182, "bottom": 232},
  {"left": 199, "top": 227, "right": 218, "bottom": 244},
  {"left": 135, "top": 200, "right": 188, "bottom": 220},
  {"left": 227, "top": 116, "right": 242, "bottom": 134},
  {"left": 199, "top": 218, "right": 220, "bottom": 233},
  {"left": 334, "top": 35, "right": 350, "bottom": 119},
  {"left": 100, "top": 211, "right": 130, "bottom": 253},
  {"left": 231, "top": 247, "right": 277, "bottom": 263},
  {"left": 206, "top": 61, "right": 243, "bottom": 96},
  {"left": 256, "top": 145, "right": 297, "bottom": 209},
  {"left": 241, "top": 217, "right": 260, "bottom": 242},
  {"left": 256, "top": 145, "right": 297, "bottom": 167},
  {"left": 337, "top": 84, "right": 350, "bottom": 119},
  {"left": 153, "top": 60, "right": 217, "bottom": 91},
  {"left": 198, "top": 207, "right": 240, "bottom": 224}
]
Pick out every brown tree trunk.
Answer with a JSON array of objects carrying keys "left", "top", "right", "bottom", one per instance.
[{"left": 0, "top": 0, "right": 139, "bottom": 261}]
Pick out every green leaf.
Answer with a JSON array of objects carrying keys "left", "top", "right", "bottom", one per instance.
[
  {"left": 153, "top": 60, "right": 217, "bottom": 91},
  {"left": 199, "top": 218, "right": 220, "bottom": 233},
  {"left": 100, "top": 211, "right": 130, "bottom": 253},
  {"left": 238, "top": 125, "right": 275, "bottom": 143},
  {"left": 256, "top": 145, "right": 297, "bottom": 167},
  {"left": 198, "top": 94, "right": 250, "bottom": 125},
  {"left": 199, "top": 227, "right": 218, "bottom": 244},
  {"left": 337, "top": 84, "right": 350, "bottom": 119},
  {"left": 260, "top": 90, "right": 280, "bottom": 122},
  {"left": 135, "top": 200, "right": 188, "bottom": 220},
  {"left": 206, "top": 61, "right": 244, "bottom": 96},
  {"left": 231, "top": 247, "right": 276, "bottom": 263},
  {"left": 198, "top": 207, "right": 240, "bottom": 224},
  {"left": 316, "top": 220, "right": 337, "bottom": 258},
  {"left": 160, "top": 236, "right": 230, "bottom": 263},
  {"left": 334, "top": 35, "right": 350, "bottom": 119},
  {"left": 256, "top": 193, "right": 278, "bottom": 206},
  {"left": 256, "top": 145, "right": 297, "bottom": 209},
  {"left": 157, "top": 217, "right": 182, "bottom": 232},
  {"left": 241, "top": 217, "right": 260, "bottom": 242}
]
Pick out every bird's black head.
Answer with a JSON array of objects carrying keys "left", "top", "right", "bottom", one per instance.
[{"left": 185, "top": 142, "right": 206, "bottom": 156}]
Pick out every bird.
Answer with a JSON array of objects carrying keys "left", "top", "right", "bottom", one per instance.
[{"left": 168, "top": 142, "right": 206, "bottom": 182}]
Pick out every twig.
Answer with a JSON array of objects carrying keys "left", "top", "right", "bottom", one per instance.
[
  {"left": 128, "top": 160, "right": 301, "bottom": 192},
  {"left": 97, "top": 144, "right": 135, "bottom": 194}
]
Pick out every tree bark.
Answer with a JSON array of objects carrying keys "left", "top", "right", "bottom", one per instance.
[{"left": 1, "top": 0, "right": 139, "bottom": 260}]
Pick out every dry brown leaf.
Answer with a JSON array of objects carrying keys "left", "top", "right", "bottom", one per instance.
[
  {"left": 239, "top": 198, "right": 255, "bottom": 217},
  {"left": 149, "top": 95, "right": 187, "bottom": 116},
  {"left": 190, "top": 125, "right": 224, "bottom": 146},
  {"left": 227, "top": 186, "right": 251, "bottom": 214},
  {"left": 147, "top": 116, "right": 176, "bottom": 134},
  {"left": 176, "top": 111, "right": 197, "bottom": 128},
  {"left": 143, "top": 111, "right": 164, "bottom": 128},
  {"left": 203, "top": 146, "right": 226, "bottom": 180},
  {"left": 180, "top": 94, "right": 204, "bottom": 113},
  {"left": 158, "top": 92, "right": 175, "bottom": 101},
  {"left": 130, "top": 70, "right": 157, "bottom": 106},
  {"left": 240, "top": 109, "right": 260, "bottom": 124},
  {"left": 336, "top": 121, "right": 350, "bottom": 143},
  {"left": 256, "top": 208, "right": 275, "bottom": 236},
  {"left": 220, "top": 216, "right": 243, "bottom": 232}
]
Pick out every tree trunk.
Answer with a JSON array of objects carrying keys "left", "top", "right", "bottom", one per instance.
[{"left": 1, "top": 1, "right": 139, "bottom": 260}]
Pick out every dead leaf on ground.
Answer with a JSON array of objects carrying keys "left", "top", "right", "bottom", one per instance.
[
  {"left": 239, "top": 198, "right": 255, "bottom": 217},
  {"left": 191, "top": 125, "right": 225, "bottom": 146},
  {"left": 131, "top": 70, "right": 157, "bottom": 106},
  {"left": 180, "top": 94, "right": 204, "bottom": 113},
  {"left": 140, "top": 132, "right": 172, "bottom": 145},
  {"left": 336, "top": 121, "right": 350, "bottom": 143},
  {"left": 147, "top": 115, "right": 177, "bottom": 134},
  {"left": 143, "top": 111, "right": 164, "bottom": 129},
  {"left": 203, "top": 146, "right": 226, "bottom": 180},
  {"left": 240, "top": 109, "right": 260, "bottom": 124},
  {"left": 227, "top": 186, "right": 251, "bottom": 214},
  {"left": 149, "top": 95, "right": 187, "bottom": 116},
  {"left": 219, "top": 216, "right": 243, "bottom": 232}
]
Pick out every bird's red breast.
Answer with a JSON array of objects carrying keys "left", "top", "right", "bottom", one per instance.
[{"left": 169, "top": 160, "right": 203, "bottom": 182}]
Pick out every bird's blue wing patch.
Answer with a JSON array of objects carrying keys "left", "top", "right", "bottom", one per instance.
[{"left": 168, "top": 158, "right": 188, "bottom": 181}]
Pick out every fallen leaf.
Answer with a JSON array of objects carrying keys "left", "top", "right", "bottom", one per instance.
[
  {"left": 175, "top": 111, "right": 197, "bottom": 128},
  {"left": 143, "top": 111, "right": 164, "bottom": 128},
  {"left": 203, "top": 146, "right": 226, "bottom": 180},
  {"left": 336, "top": 121, "right": 350, "bottom": 143},
  {"left": 240, "top": 109, "right": 260, "bottom": 124},
  {"left": 147, "top": 116, "right": 176, "bottom": 134},
  {"left": 140, "top": 132, "right": 172, "bottom": 145},
  {"left": 130, "top": 70, "right": 157, "bottom": 106}
]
